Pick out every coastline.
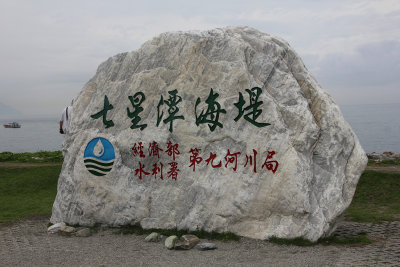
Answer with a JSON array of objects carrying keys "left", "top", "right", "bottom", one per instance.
[{"left": 367, "top": 151, "right": 400, "bottom": 163}]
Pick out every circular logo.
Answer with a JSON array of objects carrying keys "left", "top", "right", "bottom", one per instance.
[{"left": 83, "top": 137, "right": 115, "bottom": 176}]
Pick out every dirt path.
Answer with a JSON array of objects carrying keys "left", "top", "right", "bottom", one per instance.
[
  {"left": 365, "top": 165, "right": 400, "bottom": 173},
  {"left": 1, "top": 217, "right": 399, "bottom": 266}
]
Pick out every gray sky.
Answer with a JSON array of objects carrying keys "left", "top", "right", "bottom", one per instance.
[{"left": 0, "top": 0, "right": 399, "bottom": 116}]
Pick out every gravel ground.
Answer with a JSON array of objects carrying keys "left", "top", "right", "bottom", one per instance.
[{"left": 1, "top": 216, "right": 399, "bottom": 266}]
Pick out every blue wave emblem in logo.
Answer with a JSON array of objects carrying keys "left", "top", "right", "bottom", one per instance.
[{"left": 83, "top": 137, "right": 115, "bottom": 176}]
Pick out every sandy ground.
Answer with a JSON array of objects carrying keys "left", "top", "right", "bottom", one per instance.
[{"left": 1, "top": 216, "right": 399, "bottom": 267}]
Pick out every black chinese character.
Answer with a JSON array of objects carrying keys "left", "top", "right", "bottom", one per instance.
[
  {"left": 127, "top": 92, "right": 147, "bottom": 131},
  {"left": 234, "top": 87, "right": 270, "bottom": 127},
  {"left": 90, "top": 95, "right": 115, "bottom": 128},
  {"left": 156, "top": 89, "right": 185, "bottom": 132},
  {"left": 195, "top": 88, "right": 226, "bottom": 132}
]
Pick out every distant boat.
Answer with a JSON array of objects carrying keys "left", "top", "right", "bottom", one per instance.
[{"left": 3, "top": 122, "right": 21, "bottom": 128}]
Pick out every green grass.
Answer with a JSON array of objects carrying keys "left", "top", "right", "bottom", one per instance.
[
  {"left": 319, "top": 233, "right": 372, "bottom": 246},
  {"left": 368, "top": 158, "right": 400, "bottom": 166},
  {"left": 268, "top": 236, "right": 315, "bottom": 246},
  {"left": 268, "top": 233, "right": 372, "bottom": 247},
  {"left": 113, "top": 224, "right": 240, "bottom": 241},
  {"left": 0, "top": 151, "right": 63, "bottom": 163},
  {"left": 0, "top": 165, "right": 61, "bottom": 223},
  {"left": 344, "top": 170, "right": 400, "bottom": 223}
]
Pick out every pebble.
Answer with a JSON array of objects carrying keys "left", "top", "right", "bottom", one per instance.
[
  {"left": 59, "top": 225, "right": 76, "bottom": 236},
  {"left": 75, "top": 228, "right": 92, "bottom": 237},
  {"left": 165, "top": 236, "right": 178, "bottom": 249},
  {"left": 145, "top": 232, "right": 161, "bottom": 242},
  {"left": 174, "top": 235, "right": 200, "bottom": 250},
  {"left": 196, "top": 242, "right": 218, "bottom": 251},
  {"left": 47, "top": 222, "right": 66, "bottom": 234}
]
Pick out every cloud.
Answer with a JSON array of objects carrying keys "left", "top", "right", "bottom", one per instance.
[
  {"left": 0, "top": 0, "right": 399, "bottom": 115},
  {"left": 0, "top": 1, "right": 220, "bottom": 115},
  {"left": 316, "top": 41, "right": 400, "bottom": 87},
  {"left": 234, "top": 0, "right": 400, "bottom": 58},
  {"left": 309, "top": 40, "right": 400, "bottom": 104}
]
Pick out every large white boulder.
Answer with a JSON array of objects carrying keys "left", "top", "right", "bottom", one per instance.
[{"left": 51, "top": 26, "right": 367, "bottom": 241}]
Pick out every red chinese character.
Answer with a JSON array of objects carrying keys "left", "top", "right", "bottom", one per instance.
[
  {"left": 148, "top": 141, "right": 163, "bottom": 158},
  {"left": 151, "top": 162, "right": 164, "bottom": 180},
  {"left": 266, "top": 150, "right": 275, "bottom": 160},
  {"left": 165, "top": 141, "right": 180, "bottom": 161},
  {"left": 244, "top": 149, "right": 258, "bottom": 173},
  {"left": 167, "top": 162, "right": 180, "bottom": 181},
  {"left": 132, "top": 142, "right": 145, "bottom": 158},
  {"left": 224, "top": 149, "right": 241, "bottom": 171},
  {"left": 205, "top": 152, "right": 222, "bottom": 168},
  {"left": 135, "top": 162, "right": 150, "bottom": 179},
  {"left": 262, "top": 151, "right": 279, "bottom": 173},
  {"left": 189, "top": 148, "right": 203, "bottom": 172}
]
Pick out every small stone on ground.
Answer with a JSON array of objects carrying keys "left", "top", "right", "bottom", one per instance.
[
  {"left": 196, "top": 242, "right": 217, "bottom": 251},
  {"left": 145, "top": 232, "right": 161, "bottom": 242},
  {"left": 75, "top": 228, "right": 91, "bottom": 237},
  {"left": 174, "top": 234, "right": 200, "bottom": 250},
  {"left": 47, "top": 222, "right": 66, "bottom": 234},
  {"left": 165, "top": 236, "right": 178, "bottom": 249},
  {"left": 59, "top": 225, "right": 76, "bottom": 236}
]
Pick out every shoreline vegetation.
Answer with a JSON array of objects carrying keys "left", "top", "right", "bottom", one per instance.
[
  {"left": 1, "top": 151, "right": 399, "bottom": 246},
  {"left": 0, "top": 151, "right": 63, "bottom": 163}
]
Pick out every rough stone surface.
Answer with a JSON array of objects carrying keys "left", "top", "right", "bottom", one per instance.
[
  {"left": 51, "top": 26, "right": 367, "bottom": 241},
  {"left": 47, "top": 222, "right": 66, "bottom": 234},
  {"left": 75, "top": 228, "right": 92, "bottom": 237},
  {"left": 165, "top": 236, "right": 178, "bottom": 249},
  {"left": 196, "top": 242, "right": 218, "bottom": 251},
  {"left": 145, "top": 232, "right": 161, "bottom": 242},
  {"left": 174, "top": 234, "right": 200, "bottom": 250},
  {"left": 59, "top": 225, "right": 76, "bottom": 236}
]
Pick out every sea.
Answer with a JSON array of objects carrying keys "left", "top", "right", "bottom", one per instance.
[{"left": 0, "top": 103, "right": 399, "bottom": 153}]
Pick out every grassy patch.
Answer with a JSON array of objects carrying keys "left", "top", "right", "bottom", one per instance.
[
  {"left": 268, "top": 233, "right": 372, "bottom": 247},
  {"left": 344, "top": 170, "right": 400, "bottom": 223},
  {"left": 368, "top": 158, "right": 400, "bottom": 166},
  {"left": 113, "top": 224, "right": 240, "bottom": 241},
  {"left": 0, "top": 165, "right": 61, "bottom": 223},
  {"left": 319, "top": 233, "right": 372, "bottom": 246},
  {"left": 268, "top": 236, "right": 314, "bottom": 246},
  {"left": 0, "top": 151, "right": 63, "bottom": 163}
]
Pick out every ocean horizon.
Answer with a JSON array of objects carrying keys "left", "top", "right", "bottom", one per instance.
[
  {"left": 0, "top": 103, "right": 399, "bottom": 154},
  {"left": 340, "top": 103, "right": 400, "bottom": 153}
]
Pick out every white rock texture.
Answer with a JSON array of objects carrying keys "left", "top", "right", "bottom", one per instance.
[{"left": 50, "top": 26, "right": 367, "bottom": 241}]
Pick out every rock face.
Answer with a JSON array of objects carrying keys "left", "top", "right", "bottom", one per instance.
[{"left": 50, "top": 26, "right": 367, "bottom": 241}]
